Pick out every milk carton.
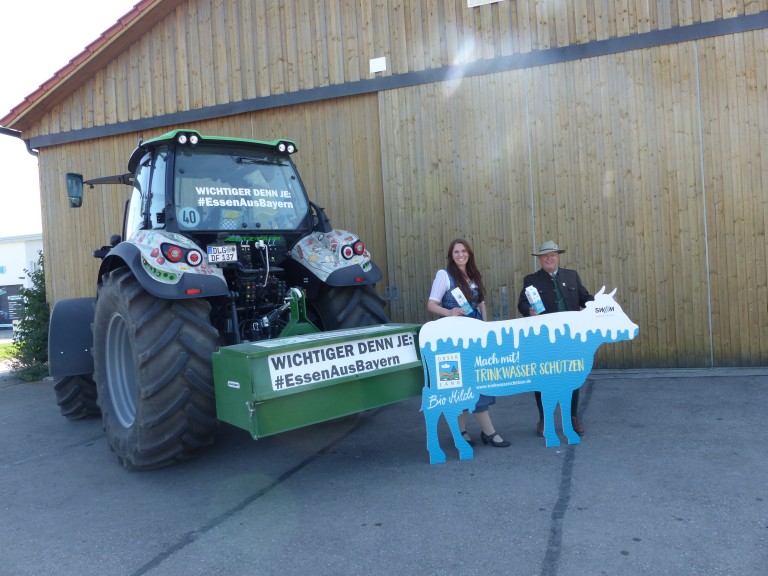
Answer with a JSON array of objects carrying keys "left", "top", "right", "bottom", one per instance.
[
  {"left": 525, "top": 285, "right": 545, "bottom": 314},
  {"left": 450, "top": 287, "right": 474, "bottom": 315}
]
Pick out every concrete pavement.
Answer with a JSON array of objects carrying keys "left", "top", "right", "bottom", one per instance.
[{"left": 1, "top": 366, "right": 766, "bottom": 575}]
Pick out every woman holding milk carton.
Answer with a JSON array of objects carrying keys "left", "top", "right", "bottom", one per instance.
[{"left": 427, "top": 238, "right": 511, "bottom": 448}]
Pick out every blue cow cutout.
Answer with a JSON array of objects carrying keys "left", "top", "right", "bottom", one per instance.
[{"left": 419, "top": 287, "right": 639, "bottom": 464}]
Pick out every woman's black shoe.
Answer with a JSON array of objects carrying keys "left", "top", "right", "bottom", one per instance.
[
  {"left": 480, "top": 431, "right": 511, "bottom": 447},
  {"left": 460, "top": 430, "right": 475, "bottom": 446}
]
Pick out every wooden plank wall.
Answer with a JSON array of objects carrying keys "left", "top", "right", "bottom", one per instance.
[
  {"left": 699, "top": 31, "right": 768, "bottom": 366},
  {"left": 378, "top": 76, "right": 531, "bottom": 326},
  {"left": 25, "top": 0, "right": 768, "bottom": 139},
  {"left": 378, "top": 30, "right": 768, "bottom": 368},
  {"left": 30, "top": 0, "right": 768, "bottom": 367}
]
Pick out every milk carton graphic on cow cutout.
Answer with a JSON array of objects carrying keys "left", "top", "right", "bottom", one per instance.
[{"left": 419, "top": 287, "right": 639, "bottom": 464}]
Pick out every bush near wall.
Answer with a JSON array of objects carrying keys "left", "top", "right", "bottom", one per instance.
[{"left": 11, "top": 251, "right": 50, "bottom": 382}]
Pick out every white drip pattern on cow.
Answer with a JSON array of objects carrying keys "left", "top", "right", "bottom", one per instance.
[{"left": 419, "top": 287, "right": 637, "bottom": 350}]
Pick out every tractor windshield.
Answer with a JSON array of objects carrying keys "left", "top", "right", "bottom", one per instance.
[{"left": 173, "top": 143, "right": 310, "bottom": 232}]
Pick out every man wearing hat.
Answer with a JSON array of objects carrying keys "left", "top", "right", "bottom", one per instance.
[{"left": 517, "top": 240, "right": 594, "bottom": 436}]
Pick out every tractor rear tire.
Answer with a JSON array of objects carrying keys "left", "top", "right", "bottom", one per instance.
[
  {"left": 310, "top": 285, "right": 389, "bottom": 330},
  {"left": 93, "top": 267, "right": 219, "bottom": 470},
  {"left": 54, "top": 374, "right": 100, "bottom": 419}
]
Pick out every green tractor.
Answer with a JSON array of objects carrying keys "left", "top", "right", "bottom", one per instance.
[{"left": 49, "top": 129, "right": 390, "bottom": 469}]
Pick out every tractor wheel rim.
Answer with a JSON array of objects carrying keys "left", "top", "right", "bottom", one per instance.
[{"left": 105, "top": 312, "right": 137, "bottom": 428}]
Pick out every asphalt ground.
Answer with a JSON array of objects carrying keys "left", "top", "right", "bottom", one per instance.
[{"left": 1, "top": 364, "right": 766, "bottom": 576}]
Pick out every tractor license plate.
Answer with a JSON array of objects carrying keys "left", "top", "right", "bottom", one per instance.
[{"left": 207, "top": 244, "right": 238, "bottom": 263}]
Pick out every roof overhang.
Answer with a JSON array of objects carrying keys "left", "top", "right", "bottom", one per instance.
[{"left": 0, "top": 0, "right": 182, "bottom": 132}]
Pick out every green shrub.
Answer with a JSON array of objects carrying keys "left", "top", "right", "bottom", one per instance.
[{"left": 10, "top": 251, "right": 50, "bottom": 382}]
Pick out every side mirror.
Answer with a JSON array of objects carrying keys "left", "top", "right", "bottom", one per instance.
[{"left": 65, "top": 173, "right": 84, "bottom": 208}]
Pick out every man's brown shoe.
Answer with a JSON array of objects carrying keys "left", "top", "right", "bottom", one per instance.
[
  {"left": 536, "top": 419, "right": 544, "bottom": 437},
  {"left": 572, "top": 417, "right": 585, "bottom": 436}
]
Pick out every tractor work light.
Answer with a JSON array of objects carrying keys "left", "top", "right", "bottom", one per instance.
[
  {"left": 276, "top": 141, "right": 296, "bottom": 154},
  {"left": 176, "top": 132, "right": 200, "bottom": 146}
]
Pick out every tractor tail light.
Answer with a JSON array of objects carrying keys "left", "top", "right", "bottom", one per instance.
[
  {"left": 162, "top": 244, "right": 184, "bottom": 263},
  {"left": 186, "top": 249, "right": 202, "bottom": 266}
]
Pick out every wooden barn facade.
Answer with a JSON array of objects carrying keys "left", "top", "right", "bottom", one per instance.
[{"left": 1, "top": 0, "right": 767, "bottom": 369}]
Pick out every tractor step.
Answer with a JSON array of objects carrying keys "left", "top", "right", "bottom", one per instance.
[{"left": 213, "top": 323, "right": 423, "bottom": 438}]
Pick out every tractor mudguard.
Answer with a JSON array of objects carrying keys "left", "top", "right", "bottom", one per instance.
[
  {"left": 48, "top": 297, "right": 96, "bottom": 379},
  {"left": 324, "top": 261, "right": 382, "bottom": 286},
  {"left": 290, "top": 229, "right": 382, "bottom": 287},
  {"left": 99, "top": 231, "right": 229, "bottom": 300}
]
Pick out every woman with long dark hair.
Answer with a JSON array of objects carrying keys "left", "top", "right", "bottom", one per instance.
[{"left": 427, "top": 238, "right": 510, "bottom": 448}]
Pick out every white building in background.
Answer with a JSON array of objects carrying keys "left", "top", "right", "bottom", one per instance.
[{"left": 0, "top": 233, "right": 43, "bottom": 326}]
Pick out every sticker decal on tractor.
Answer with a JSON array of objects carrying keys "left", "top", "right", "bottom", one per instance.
[{"left": 268, "top": 332, "right": 418, "bottom": 390}]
